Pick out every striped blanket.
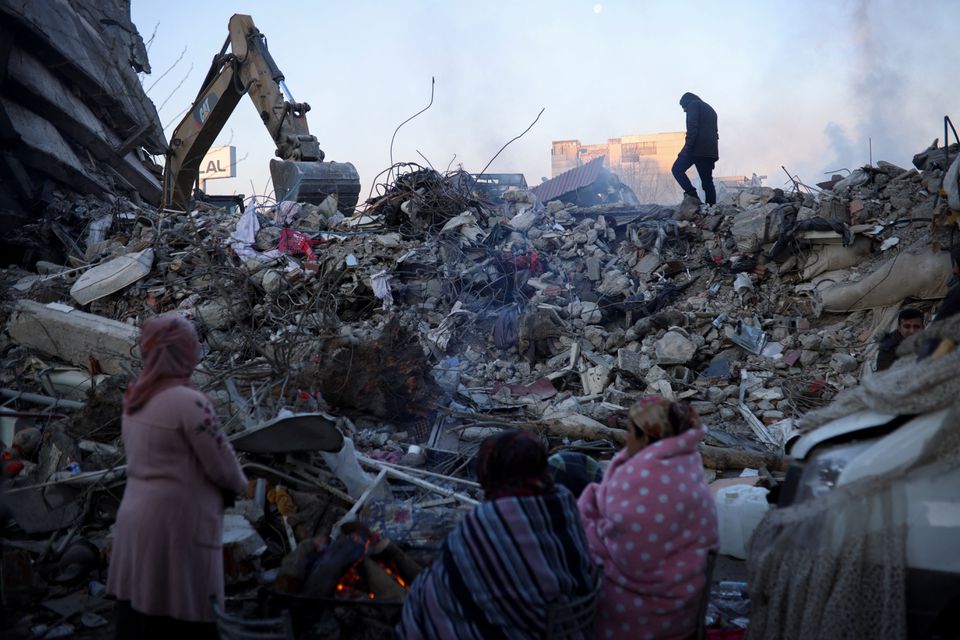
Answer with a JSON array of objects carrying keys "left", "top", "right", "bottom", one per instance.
[{"left": 396, "top": 487, "right": 595, "bottom": 640}]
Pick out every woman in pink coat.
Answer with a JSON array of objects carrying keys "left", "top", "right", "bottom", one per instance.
[
  {"left": 578, "top": 396, "right": 719, "bottom": 640},
  {"left": 107, "top": 316, "right": 247, "bottom": 639}
]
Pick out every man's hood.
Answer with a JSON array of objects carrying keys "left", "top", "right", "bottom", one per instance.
[{"left": 679, "top": 92, "right": 701, "bottom": 110}]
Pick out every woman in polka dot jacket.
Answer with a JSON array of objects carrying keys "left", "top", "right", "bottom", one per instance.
[{"left": 577, "top": 395, "right": 719, "bottom": 640}]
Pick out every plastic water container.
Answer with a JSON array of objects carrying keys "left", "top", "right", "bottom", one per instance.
[{"left": 715, "top": 485, "right": 770, "bottom": 559}]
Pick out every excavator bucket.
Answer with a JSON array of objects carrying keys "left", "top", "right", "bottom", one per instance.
[{"left": 270, "top": 159, "right": 361, "bottom": 214}]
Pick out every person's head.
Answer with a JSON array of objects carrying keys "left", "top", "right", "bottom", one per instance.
[
  {"left": 897, "top": 308, "right": 924, "bottom": 338},
  {"left": 548, "top": 451, "right": 603, "bottom": 498},
  {"left": 123, "top": 315, "right": 201, "bottom": 414},
  {"left": 477, "top": 431, "right": 554, "bottom": 501},
  {"left": 625, "top": 395, "right": 700, "bottom": 456},
  {"left": 679, "top": 92, "right": 700, "bottom": 111}
]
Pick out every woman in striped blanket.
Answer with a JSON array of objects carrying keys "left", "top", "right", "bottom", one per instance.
[{"left": 396, "top": 431, "right": 596, "bottom": 640}]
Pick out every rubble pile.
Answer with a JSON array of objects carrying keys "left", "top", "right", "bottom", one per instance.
[{"left": 2, "top": 138, "right": 958, "bottom": 636}]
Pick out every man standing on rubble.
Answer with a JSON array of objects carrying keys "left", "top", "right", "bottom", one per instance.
[
  {"left": 671, "top": 92, "right": 719, "bottom": 206},
  {"left": 876, "top": 308, "right": 924, "bottom": 371}
]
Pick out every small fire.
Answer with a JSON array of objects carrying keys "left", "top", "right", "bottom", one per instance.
[
  {"left": 335, "top": 566, "right": 375, "bottom": 599},
  {"left": 332, "top": 523, "right": 409, "bottom": 600},
  {"left": 334, "top": 560, "right": 409, "bottom": 600},
  {"left": 382, "top": 564, "right": 407, "bottom": 589}
]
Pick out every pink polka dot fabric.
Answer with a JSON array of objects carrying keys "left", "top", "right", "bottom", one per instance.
[{"left": 577, "top": 426, "right": 718, "bottom": 639}]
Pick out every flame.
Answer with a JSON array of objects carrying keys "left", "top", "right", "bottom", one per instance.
[
  {"left": 334, "top": 560, "right": 409, "bottom": 600},
  {"left": 382, "top": 564, "right": 407, "bottom": 589}
]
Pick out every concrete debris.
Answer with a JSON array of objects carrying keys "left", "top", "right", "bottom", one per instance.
[
  {"left": 0, "top": 4, "right": 958, "bottom": 633},
  {"left": 655, "top": 330, "right": 698, "bottom": 364},
  {"left": 7, "top": 300, "right": 140, "bottom": 375},
  {"left": 0, "top": 0, "right": 165, "bottom": 261},
  {"left": 2, "top": 133, "right": 956, "bottom": 632}
]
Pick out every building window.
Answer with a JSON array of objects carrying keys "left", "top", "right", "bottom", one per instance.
[{"left": 621, "top": 142, "right": 657, "bottom": 162}]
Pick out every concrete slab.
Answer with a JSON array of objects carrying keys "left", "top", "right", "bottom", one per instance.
[{"left": 6, "top": 300, "right": 139, "bottom": 375}]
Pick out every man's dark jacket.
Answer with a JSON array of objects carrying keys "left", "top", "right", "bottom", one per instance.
[
  {"left": 875, "top": 330, "right": 903, "bottom": 371},
  {"left": 679, "top": 92, "right": 719, "bottom": 159}
]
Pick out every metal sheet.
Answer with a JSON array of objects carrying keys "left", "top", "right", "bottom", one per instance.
[
  {"left": 5, "top": 484, "right": 85, "bottom": 534},
  {"left": 790, "top": 410, "right": 898, "bottom": 458},
  {"left": 530, "top": 156, "right": 604, "bottom": 203},
  {"left": 230, "top": 412, "right": 343, "bottom": 453}
]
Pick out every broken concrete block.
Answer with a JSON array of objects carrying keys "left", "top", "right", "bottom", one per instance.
[
  {"left": 597, "top": 269, "right": 631, "bottom": 296},
  {"left": 585, "top": 257, "right": 602, "bottom": 282},
  {"left": 259, "top": 269, "right": 287, "bottom": 295},
  {"left": 749, "top": 387, "right": 784, "bottom": 402},
  {"left": 706, "top": 386, "right": 726, "bottom": 403},
  {"left": 647, "top": 378, "right": 675, "bottom": 400},
  {"left": 617, "top": 348, "right": 644, "bottom": 375},
  {"left": 6, "top": 300, "right": 139, "bottom": 375},
  {"left": 762, "top": 410, "right": 785, "bottom": 424},
  {"left": 731, "top": 203, "right": 779, "bottom": 252},
  {"left": 567, "top": 301, "right": 601, "bottom": 323},
  {"left": 690, "top": 401, "right": 718, "bottom": 415},
  {"left": 830, "top": 352, "right": 859, "bottom": 374},
  {"left": 581, "top": 365, "right": 611, "bottom": 395},
  {"left": 194, "top": 299, "right": 232, "bottom": 330},
  {"left": 635, "top": 253, "right": 661, "bottom": 277},
  {"left": 654, "top": 330, "right": 697, "bottom": 364}
]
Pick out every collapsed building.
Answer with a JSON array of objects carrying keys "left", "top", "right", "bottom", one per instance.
[
  {"left": 0, "top": 0, "right": 166, "bottom": 266},
  {"left": 1, "top": 4, "right": 960, "bottom": 639}
]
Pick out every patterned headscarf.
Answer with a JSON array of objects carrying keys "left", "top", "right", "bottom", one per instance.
[
  {"left": 628, "top": 395, "right": 700, "bottom": 443},
  {"left": 477, "top": 431, "right": 555, "bottom": 501},
  {"left": 123, "top": 315, "right": 201, "bottom": 415}
]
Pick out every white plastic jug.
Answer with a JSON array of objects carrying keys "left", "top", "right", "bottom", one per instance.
[{"left": 715, "top": 485, "right": 770, "bottom": 559}]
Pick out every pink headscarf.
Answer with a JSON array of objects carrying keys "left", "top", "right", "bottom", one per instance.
[{"left": 123, "top": 315, "right": 201, "bottom": 415}]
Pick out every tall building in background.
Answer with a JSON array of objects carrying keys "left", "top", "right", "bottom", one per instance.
[{"left": 551, "top": 133, "right": 687, "bottom": 204}]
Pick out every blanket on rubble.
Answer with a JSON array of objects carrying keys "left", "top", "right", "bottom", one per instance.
[{"left": 395, "top": 488, "right": 595, "bottom": 640}]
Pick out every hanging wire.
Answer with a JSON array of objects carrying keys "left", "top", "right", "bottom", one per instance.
[{"left": 387, "top": 77, "right": 435, "bottom": 185}]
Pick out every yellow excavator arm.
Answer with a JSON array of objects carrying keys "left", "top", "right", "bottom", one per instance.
[{"left": 161, "top": 14, "right": 359, "bottom": 212}]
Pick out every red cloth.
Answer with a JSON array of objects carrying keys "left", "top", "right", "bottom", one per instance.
[
  {"left": 124, "top": 316, "right": 201, "bottom": 415},
  {"left": 2, "top": 450, "right": 24, "bottom": 477},
  {"left": 278, "top": 228, "right": 320, "bottom": 260},
  {"left": 107, "top": 386, "right": 247, "bottom": 622},
  {"left": 501, "top": 249, "right": 543, "bottom": 275}
]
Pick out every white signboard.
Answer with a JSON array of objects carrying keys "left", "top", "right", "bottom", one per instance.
[{"left": 199, "top": 146, "right": 236, "bottom": 180}]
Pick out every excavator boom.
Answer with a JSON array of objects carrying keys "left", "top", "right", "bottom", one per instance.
[{"left": 161, "top": 14, "right": 360, "bottom": 212}]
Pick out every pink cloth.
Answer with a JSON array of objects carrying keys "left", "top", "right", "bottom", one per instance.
[
  {"left": 107, "top": 385, "right": 247, "bottom": 622},
  {"left": 124, "top": 315, "right": 201, "bottom": 415},
  {"left": 578, "top": 426, "right": 718, "bottom": 640}
]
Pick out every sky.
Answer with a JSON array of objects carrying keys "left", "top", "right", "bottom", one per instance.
[{"left": 131, "top": 0, "right": 960, "bottom": 201}]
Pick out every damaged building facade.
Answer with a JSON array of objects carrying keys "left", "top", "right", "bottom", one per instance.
[
  {"left": 552, "top": 133, "right": 763, "bottom": 205},
  {"left": 552, "top": 133, "right": 688, "bottom": 204},
  {"left": 1, "top": 3, "right": 960, "bottom": 639},
  {"left": 0, "top": 0, "right": 166, "bottom": 267}
]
